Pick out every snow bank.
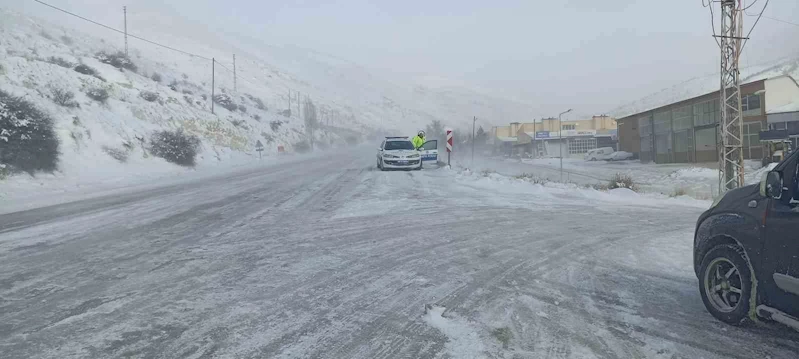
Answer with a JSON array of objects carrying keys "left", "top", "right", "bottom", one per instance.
[
  {"left": 452, "top": 169, "right": 712, "bottom": 210},
  {"left": 667, "top": 167, "right": 717, "bottom": 180},
  {"left": 422, "top": 306, "right": 486, "bottom": 359}
]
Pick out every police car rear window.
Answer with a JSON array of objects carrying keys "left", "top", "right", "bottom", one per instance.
[{"left": 385, "top": 141, "right": 415, "bottom": 150}]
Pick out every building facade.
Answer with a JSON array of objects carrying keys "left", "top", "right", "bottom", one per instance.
[
  {"left": 492, "top": 116, "right": 617, "bottom": 157},
  {"left": 761, "top": 76, "right": 799, "bottom": 153},
  {"left": 616, "top": 79, "right": 776, "bottom": 163}
]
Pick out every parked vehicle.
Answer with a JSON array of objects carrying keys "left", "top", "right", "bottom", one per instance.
[
  {"left": 376, "top": 137, "right": 438, "bottom": 171},
  {"left": 608, "top": 151, "right": 634, "bottom": 161},
  {"left": 693, "top": 149, "right": 799, "bottom": 331},
  {"left": 584, "top": 147, "right": 615, "bottom": 161}
]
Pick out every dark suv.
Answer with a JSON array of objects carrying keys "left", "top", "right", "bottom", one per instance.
[{"left": 694, "top": 151, "right": 799, "bottom": 331}]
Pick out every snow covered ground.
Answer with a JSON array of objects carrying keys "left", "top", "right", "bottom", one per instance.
[
  {"left": 2, "top": 149, "right": 796, "bottom": 359},
  {"left": 455, "top": 155, "right": 774, "bottom": 200}
]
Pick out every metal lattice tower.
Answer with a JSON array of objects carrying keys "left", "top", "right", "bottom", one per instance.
[{"left": 718, "top": 0, "right": 745, "bottom": 193}]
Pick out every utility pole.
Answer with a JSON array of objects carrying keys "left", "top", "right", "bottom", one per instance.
[
  {"left": 287, "top": 89, "right": 291, "bottom": 111},
  {"left": 717, "top": 0, "right": 746, "bottom": 192},
  {"left": 532, "top": 118, "right": 537, "bottom": 158},
  {"left": 123, "top": 6, "right": 128, "bottom": 56},
  {"left": 471, "top": 116, "right": 476, "bottom": 165},
  {"left": 558, "top": 109, "right": 572, "bottom": 182},
  {"left": 211, "top": 58, "right": 215, "bottom": 114},
  {"left": 232, "top": 54, "right": 237, "bottom": 93}
]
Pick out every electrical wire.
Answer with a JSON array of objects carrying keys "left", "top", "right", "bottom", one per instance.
[
  {"left": 760, "top": 15, "right": 799, "bottom": 27},
  {"left": 32, "top": 0, "right": 212, "bottom": 60},
  {"left": 742, "top": 0, "right": 760, "bottom": 12},
  {"left": 703, "top": 0, "right": 722, "bottom": 48},
  {"left": 213, "top": 59, "right": 265, "bottom": 91},
  {"left": 740, "top": 0, "right": 769, "bottom": 53}
]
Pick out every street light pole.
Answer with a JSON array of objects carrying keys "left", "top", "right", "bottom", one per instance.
[
  {"left": 558, "top": 109, "right": 573, "bottom": 182},
  {"left": 471, "top": 116, "right": 476, "bottom": 165}
]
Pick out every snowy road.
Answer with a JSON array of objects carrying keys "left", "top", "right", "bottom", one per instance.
[{"left": 1, "top": 151, "right": 798, "bottom": 358}]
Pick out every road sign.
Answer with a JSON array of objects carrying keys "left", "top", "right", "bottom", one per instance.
[
  {"left": 446, "top": 130, "right": 453, "bottom": 152},
  {"left": 446, "top": 129, "right": 452, "bottom": 167},
  {"left": 255, "top": 140, "right": 264, "bottom": 159}
]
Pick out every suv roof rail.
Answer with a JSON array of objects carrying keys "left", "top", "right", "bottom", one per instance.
[{"left": 385, "top": 136, "right": 408, "bottom": 139}]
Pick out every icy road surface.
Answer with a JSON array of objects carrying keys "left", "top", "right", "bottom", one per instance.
[{"left": 1, "top": 153, "right": 797, "bottom": 359}]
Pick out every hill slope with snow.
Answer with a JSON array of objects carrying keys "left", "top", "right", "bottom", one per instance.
[{"left": 0, "top": 6, "right": 535, "bottom": 197}]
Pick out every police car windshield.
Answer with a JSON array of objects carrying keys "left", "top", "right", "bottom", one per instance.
[{"left": 385, "top": 141, "right": 415, "bottom": 150}]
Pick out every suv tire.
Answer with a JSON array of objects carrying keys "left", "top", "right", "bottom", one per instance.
[{"left": 698, "top": 244, "right": 753, "bottom": 325}]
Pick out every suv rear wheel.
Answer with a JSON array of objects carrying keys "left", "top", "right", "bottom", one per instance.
[{"left": 698, "top": 244, "right": 753, "bottom": 325}]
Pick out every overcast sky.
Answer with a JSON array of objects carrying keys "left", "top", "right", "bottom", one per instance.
[{"left": 5, "top": 0, "right": 799, "bottom": 119}]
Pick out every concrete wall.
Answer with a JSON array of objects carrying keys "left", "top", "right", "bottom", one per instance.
[
  {"left": 765, "top": 76, "right": 799, "bottom": 114},
  {"left": 615, "top": 79, "right": 767, "bottom": 163}
]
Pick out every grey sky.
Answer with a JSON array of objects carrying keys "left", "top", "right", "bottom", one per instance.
[{"left": 6, "top": 0, "right": 799, "bottom": 119}]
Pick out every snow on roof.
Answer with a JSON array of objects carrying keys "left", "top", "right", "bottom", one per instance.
[
  {"left": 610, "top": 57, "right": 799, "bottom": 119},
  {"left": 496, "top": 136, "right": 517, "bottom": 142},
  {"left": 768, "top": 102, "right": 799, "bottom": 115}
]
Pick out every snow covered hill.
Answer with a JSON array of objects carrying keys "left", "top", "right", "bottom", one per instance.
[{"left": 0, "top": 6, "right": 534, "bottom": 196}]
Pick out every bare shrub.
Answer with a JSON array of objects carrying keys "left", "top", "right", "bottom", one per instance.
[
  {"left": 149, "top": 130, "right": 201, "bottom": 167},
  {"left": 60, "top": 35, "right": 73, "bottom": 45},
  {"left": 46, "top": 56, "right": 74, "bottom": 68},
  {"left": 245, "top": 94, "right": 267, "bottom": 110},
  {"left": 150, "top": 72, "right": 162, "bottom": 82},
  {"left": 512, "top": 173, "right": 547, "bottom": 184},
  {"left": 139, "top": 91, "right": 160, "bottom": 102},
  {"left": 230, "top": 119, "right": 247, "bottom": 128},
  {"left": 74, "top": 64, "right": 104, "bottom": 81},
  {"left": 672, "top": 187, "right": 688, "bottom": 197},
  {"left": 608, "top": 173, "right": 638, "bottom": 191},
  {"left": 0, "top": 90, "right": 60, "bottom": 174},
  {"left": 213, "top": 94, "right": 237, "bottom": 111},
  {"left": 96, "top": 51, "right": 137, "bottom": 72},
  {"left": 270, "top": 120, "right": 282, "bottom": 131},
  {"left": 86, "top": 87, "right": 110, "bottom": 103},
  {"left": 238, "top": 104, "right": 247, "bottom": 113},
  {"left": 102, "top": 146, "right": 128, "bottom": 162},
  {"left": 49, "top": 87, "right": 79, "bottom": 108}
]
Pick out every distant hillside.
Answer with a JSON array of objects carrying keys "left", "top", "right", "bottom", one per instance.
[{"left": 0, "top": 6, "right": 535, "bottom": 184}]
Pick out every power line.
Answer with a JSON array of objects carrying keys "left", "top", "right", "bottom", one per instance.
[
  {"left": 759, "top": 15, "right": 799, "bottom": 27},
  {"left": 740, "top": 0, "right": 769, "bottom": 53},
  {"left": 703, "top": 0, "right": 722, "bottom": 48},
  {"left": 742, "top": 0, "right": 760, "bottom": 11},
  {"left": 213, "top": 59, "right": 263, "bottom": 91},
  {"left": 32, "top": 0, "right": 212, "bottom": 60}
]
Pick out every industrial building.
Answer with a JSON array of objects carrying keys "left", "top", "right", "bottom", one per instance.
[{"left": 616, "top": 75, "right": 799, "bottom": 163}]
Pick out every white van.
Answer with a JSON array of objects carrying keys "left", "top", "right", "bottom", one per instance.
[{"left": 584, "top": 147, "right": 615, "bottom": 161}]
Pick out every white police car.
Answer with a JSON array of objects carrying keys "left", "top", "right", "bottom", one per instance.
[{"left": 377, "top": 137, "right": 438, "bottom": 171}]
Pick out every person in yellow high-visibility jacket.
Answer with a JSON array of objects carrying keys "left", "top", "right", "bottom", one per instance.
[{"left": 412, "top": 130, "right": 426, "bottom": 149}]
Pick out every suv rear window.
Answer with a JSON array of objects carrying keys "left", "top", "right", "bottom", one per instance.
[{"left": 385, "top": 141, "right": 415, "bottom": 150}]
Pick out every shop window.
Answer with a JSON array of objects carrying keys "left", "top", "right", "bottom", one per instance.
[
  {"left": 742, "top": 94, "right": 762, "bottom": 116},
  {"left": 568, "top": 138, "right": 596, "bottom": 154}
]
